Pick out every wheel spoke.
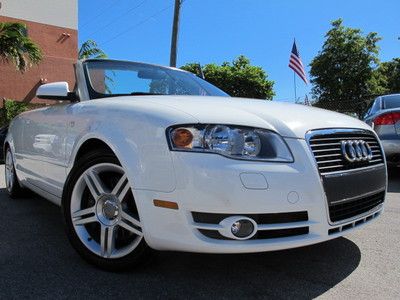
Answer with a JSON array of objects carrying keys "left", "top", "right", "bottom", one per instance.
[
  {"left": 73, "top": 215, "right": 97, "bottom": 226},
  {"left": 72, "top": 206, "right": 96, "bottom": 225},
  {"left": 6, "top": 153, "right": 11, "bottom": 166},
  {"left": 111, "top": 174, "right": 130, "bottom": 202},
  {"left": 119, "top": 212, "right": 142, "bottom": 236},
  {"left": 100, "top": 225, "right": 115, "bottom": 258},
  {"left": 6, "top": 173, "right": 10, "bottom": 188},
  {"left": 121, "top": 211, "right": 141, "bottom": 227},
  {"left": 72, "top": 206, "right": 95, "bottom": 218},
  {"left": 119, "top": 221, "right": 143, "bottom": 236},
  {"left": 84, "top": 170, "right": 106, "bottom": 199}
]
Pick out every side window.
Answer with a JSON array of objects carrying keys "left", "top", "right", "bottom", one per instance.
[
  {"left": 365, "top": 98, "right": 378, "bottom": 118},
  {"left": 365, "top": 101, "right": 374, "bottom": 117},
  {"left": 370, "top": 98, "right": 381, "bottom": 114}
]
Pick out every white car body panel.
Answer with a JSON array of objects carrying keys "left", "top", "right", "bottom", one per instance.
[
  {"left": 9, "top": 96, "right": 370, "bottom": 200},
  {"left": 132, "top": 96, "right": 371, "bottom": 138},
  {"left": 5, "top": 61, "right": 387, "bottom": 255}
]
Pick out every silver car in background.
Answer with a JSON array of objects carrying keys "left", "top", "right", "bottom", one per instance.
[{"left": 364, "top": 94, "right": 400, "bottom": 167}]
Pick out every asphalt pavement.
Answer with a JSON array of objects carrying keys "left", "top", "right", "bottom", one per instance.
[{"left": 0, "top": 165, "right": 399, "bottom": 299}]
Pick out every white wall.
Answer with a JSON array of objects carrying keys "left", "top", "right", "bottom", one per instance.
[{"left": 0, "top": 0, "right": 77, "bottom": 29}]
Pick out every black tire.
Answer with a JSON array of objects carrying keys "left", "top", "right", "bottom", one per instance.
[
  {"left": 62, "top": 149, "right": 151, "bottom": 271},
  {"left": 4, "top": 147, "right": 25, "bottom": 198}
]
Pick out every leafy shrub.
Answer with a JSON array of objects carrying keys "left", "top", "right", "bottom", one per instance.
[{"left": 1, "top": 99, "right": 27, "bottom": 125}]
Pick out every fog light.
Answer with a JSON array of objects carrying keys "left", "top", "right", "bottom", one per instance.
[{"left": 231, "top": 219, "right": 254, "bottom": 238}]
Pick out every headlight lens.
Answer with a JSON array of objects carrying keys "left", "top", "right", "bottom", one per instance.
[{"left": 168, "top": 124, "right": 293, "bottom": 162}]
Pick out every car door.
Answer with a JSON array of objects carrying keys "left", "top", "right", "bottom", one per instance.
[{"left": 20, "top": 104, "right": 71, "bottom": 198}]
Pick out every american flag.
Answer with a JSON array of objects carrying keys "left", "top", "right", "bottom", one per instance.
[{"left": 289, "top": 41, "right": 308, "bottom": 84}]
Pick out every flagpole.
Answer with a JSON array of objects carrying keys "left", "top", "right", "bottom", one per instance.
[{"left": 293, "top": 71, "right": 297, "bottom": 102}]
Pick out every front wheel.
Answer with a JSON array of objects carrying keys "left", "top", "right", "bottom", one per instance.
[
  {"left": 62, "top": 150, "right": 150, "bottom": 271},
  {"left": 4, "top": 148, "right": 24, "bottom": 198}
]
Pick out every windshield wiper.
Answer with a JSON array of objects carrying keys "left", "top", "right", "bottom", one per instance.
[{"left": 130, "top": 92, "right": 164, "bottom": 96}]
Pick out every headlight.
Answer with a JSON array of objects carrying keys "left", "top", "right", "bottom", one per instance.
[{"left": 167, "top": 124, "right": 293, "bottom": 162}]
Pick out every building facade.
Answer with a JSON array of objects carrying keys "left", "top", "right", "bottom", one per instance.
[{"left": 0, "top": 0, "right": 78, "bottom": 106}]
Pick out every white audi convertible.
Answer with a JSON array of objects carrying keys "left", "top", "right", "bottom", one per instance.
[{"left": 4, "top": 59, "right": 387, "bottom": 270}]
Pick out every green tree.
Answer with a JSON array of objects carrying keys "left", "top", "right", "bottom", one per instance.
[
  {"left": 1, "top": 99, "right": 27, "bottom": 126},
  {"left": 78, "top": 40, "right": 107, "bottom": 59},
  {"left": 0, "top": 22, "right": 42, "bottom": 72},
  {"left": 310, "top": 19, "right": 385, "bottom": 118},
  {"left": 181, "top": 55, "right": 274, "bottom": 99},
  {"left": 376, "top": 58, "right": 400, "bottom": 94}
]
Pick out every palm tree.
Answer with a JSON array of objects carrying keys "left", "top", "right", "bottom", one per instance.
[
  {"left": 79, "top": 40, "right": 112, "bottom": 92},
  {"left": 78, "top": 40, "right": 107, "bottom": 59},
  {"left": 0, "top": 22, "right": 42, "bottom": 72}
]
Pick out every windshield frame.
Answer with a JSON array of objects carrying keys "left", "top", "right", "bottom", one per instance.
[{"left": 82, "top": 59, "right": 229, "bottom": 100}]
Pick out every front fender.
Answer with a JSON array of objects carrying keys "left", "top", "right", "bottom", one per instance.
[{"left": 67, "top": 120, "right": 177, "bottom": 193}]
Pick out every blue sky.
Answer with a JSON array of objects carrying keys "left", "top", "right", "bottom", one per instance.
[{"left": 78, "top": 0, "right": 399, "bottom": 101}]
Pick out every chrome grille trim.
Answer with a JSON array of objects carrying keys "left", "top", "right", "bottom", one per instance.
[
  {"left": 312, "top": 136, "right": 376, "bottom": 141},
  {"left": 306, "top": 128, "right": 385, "bottom": 175}
]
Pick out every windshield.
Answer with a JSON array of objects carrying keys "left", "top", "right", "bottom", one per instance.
[
  {"left": 84, "top": 60, "right": 229, "bottom": 99},
  {"left": 383, "top": 95, "right": 400, "bottom": 109}
]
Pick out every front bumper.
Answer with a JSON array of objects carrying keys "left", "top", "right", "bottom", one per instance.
[{"left": 131, "top": 138, "right": 386, "bottom": 253}]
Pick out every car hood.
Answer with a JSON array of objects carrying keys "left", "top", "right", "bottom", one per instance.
[{"left": 102, "top": 96, "right": 372, "bottom": 139}]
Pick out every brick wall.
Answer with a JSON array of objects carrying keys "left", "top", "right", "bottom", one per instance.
[{"left": 0, "top": 16, "right": 77, "bottom": 107}]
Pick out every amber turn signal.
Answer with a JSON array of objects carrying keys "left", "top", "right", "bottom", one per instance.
[
  {"left": 171, "top": 128, "right": 193, "bottom": 148},
  {"left": 153, "top": 199, "right": 179, "bottom": 210}
]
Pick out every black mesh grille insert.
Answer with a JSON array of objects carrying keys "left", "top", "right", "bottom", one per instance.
[{"left": 329, "top": 191, "right": 385, "bottom": 222}]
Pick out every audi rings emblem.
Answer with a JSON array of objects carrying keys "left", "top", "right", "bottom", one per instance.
[{"left": 341, "top": 140, "right": 373, "bottom": 163}]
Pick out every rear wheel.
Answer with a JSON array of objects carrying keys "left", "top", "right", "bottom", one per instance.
[
  {"left": 4, "top": 148, "right": 24, "bottom": 198},
  {"left": 62, "top": 150, "right": 150, "bottom": 271}
]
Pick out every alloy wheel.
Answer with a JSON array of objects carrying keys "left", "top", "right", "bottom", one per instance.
[
  {"left": 70, "top": 163, "right": 143, "bottom": 259},
  {"left": 5, "top": 150, "right": 15, "bottom": 193}
]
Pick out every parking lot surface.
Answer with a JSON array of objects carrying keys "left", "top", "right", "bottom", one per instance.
[{"left": 0, "top": 165, "right": 399, "bottom": 299}]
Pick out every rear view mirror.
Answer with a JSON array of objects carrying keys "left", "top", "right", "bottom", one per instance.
[{"left": 36, "top": 82, "right": 77, "bottom": 101}]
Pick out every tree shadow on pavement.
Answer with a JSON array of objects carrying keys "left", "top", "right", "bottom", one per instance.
[
  {"left": 0, "top": 187, "right": 361, "bottom": 299},
  {"left": 149, "top": 238, "right": 360, "bottom": 299}
]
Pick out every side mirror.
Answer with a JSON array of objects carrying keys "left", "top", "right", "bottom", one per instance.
[{"left": 36, "top": 82, "right": 77, "bottom": 101}]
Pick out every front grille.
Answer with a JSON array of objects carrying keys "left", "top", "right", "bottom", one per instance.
[
  {"left": 308, "top": 130, "right": 384, "bottom": 175},
  {"left": 308, "top": 129, "right": 386, "bottom": 223},
  {"left": 192, "top": 211, "right": 309, "bottom": 240},
  {"left": 328, "top": 210, "right": 381, "bottom": 235},
  {"left": 329, "top": 191, "right": 385, "bottom": 222}
]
